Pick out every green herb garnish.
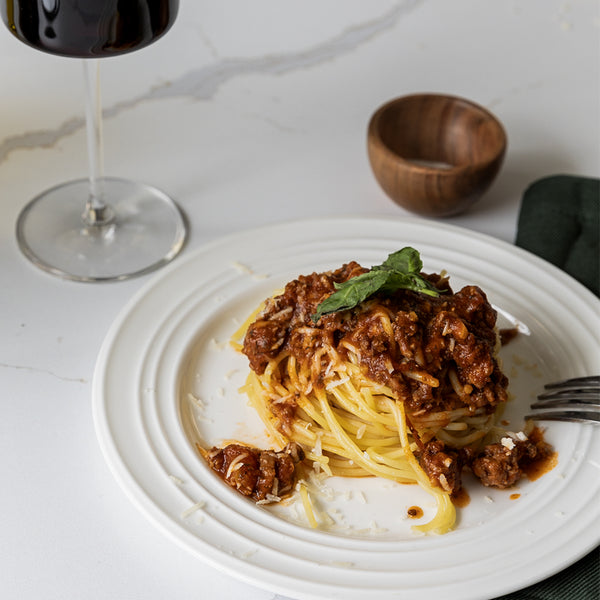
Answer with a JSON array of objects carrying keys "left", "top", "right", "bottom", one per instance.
[{"left": 311, "top": 247, "right": 441, "bottom": 322}]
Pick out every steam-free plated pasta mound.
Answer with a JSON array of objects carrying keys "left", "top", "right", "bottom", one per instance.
[{"left": 199, "top": 248, "right": 555, "bottom": 534}]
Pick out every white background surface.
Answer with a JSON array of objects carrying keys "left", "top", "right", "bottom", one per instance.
[{"left": 1, "top": 2, "right": 598, "bottom": 599}]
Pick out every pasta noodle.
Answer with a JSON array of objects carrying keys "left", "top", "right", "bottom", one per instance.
[
  {"left": 239, "top": 325, "right": 461, "bottom": 534},
  {"left": 210, "top": 255, "right": 554, "bottom": 535}
]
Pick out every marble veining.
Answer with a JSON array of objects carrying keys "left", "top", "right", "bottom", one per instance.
[
  {"left": 0, "top": 1, "right": 419, "bottom": 166},
  {"left": 0, "top": 360, "right": 87, "bottom": 383}
]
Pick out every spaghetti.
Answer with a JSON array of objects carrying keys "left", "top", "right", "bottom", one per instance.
[{"left": 218, "top": 254, "right": 552, "bottom": 534}]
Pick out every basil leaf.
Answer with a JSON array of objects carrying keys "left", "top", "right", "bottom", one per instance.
[
  {"left": 311, "top": 270, "right": 390, "bottom": 322},
  {"left": 311, "top": 247, "right": 441, "bottom": 322},
  {"left": 378, "top": 270, "right": 414, "bottom": 292},
  {"left": 378, "top": 247, "right": 423, "bottom": 274},
  {"left": 406, "top": 273, "right": 441, "bottom": 297}
]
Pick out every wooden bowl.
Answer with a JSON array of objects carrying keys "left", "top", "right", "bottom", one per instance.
[{"left": 367, "top": 94, "right": 507, "bottom": 217}]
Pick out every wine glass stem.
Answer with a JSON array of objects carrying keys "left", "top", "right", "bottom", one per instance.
[{"left": 82, "top": 59, "right": 114, "bottom": 226}]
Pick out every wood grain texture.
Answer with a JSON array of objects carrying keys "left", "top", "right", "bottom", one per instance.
[{"left": 367, "top": 94, "right": 507, "bottom": 217}]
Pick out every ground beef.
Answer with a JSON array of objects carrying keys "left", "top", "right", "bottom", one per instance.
[
  {"left": 242, "top": 262, "right": 366, "bottom": 374},
  {"left": 471, "top": 439, "right": 538, "bottom": 488},
  {"left": 205, "top": 442, "right": 304, "bottom": 502},
  {"left": 420, "top": 436, "right": 552, "bottom": 494},
  {"left": 242, "top": 262, "right": 508, "bottom": 418},
  {"left": 418, "top": 440, "right": 464, "bottom": 495},
  {"left": 239, "top": 261, "right": 547, "bottom": 498}
]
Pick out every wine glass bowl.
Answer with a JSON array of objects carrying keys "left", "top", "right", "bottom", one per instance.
[
  {"left": 1, "top": 0, "right": 186, "bottom": 281},
  {"left": 2, "top": 0, "right": 178, "bottom": 58},
  {"left": 367, "top": 93, "right": 507, "bottom": 218}
]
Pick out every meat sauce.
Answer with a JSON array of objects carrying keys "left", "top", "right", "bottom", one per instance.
[
  {"left": 234, "top": 262, "right": 554, "bottom": 499},
  {"left": 243, "top": 262, "right": 508, "bottom": 416},
  {"left": 469, "top": 429, "right": 553, "bottom": 489},
  {"left": 520, "top": 427, "right": 558, "bottom": 481},
  {"left": 204, "top": 442, "right": 304, "bottom": 503}
]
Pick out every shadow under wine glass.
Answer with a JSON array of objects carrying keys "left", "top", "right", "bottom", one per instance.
[{"left": 2, "top": 0, "right": 187, "bottom": 282}]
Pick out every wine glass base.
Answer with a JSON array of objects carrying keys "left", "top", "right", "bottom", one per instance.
[{"left": 16, "top": 177, "right": 187, "bottom": 282}]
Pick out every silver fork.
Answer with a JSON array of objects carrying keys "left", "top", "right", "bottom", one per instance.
[{"left": 525, "top": 375, "right": 600, "bottom": 424}]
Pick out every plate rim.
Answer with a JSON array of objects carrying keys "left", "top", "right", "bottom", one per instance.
[{"left": 92, "top": 215, "right": 600, "bottom": 600}]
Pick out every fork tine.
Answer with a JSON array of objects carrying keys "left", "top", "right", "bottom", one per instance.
[
  {"left": 544, "top": 375, "right": 600, "bottom": 390},
  {"left": 533, "top": 394, "right": 600, "bottom": 408},
  {"left": 537, "top": 389, "right": 600, "bottom": 402},
  {"left": 525, "top": 410, "right": 600, "bottom": 424},
  {"left": 535, "top": 376, "right": 600, "bottom": 409},
  {"left": 529, "top": 375, "right": 600, "bottom": 424}
]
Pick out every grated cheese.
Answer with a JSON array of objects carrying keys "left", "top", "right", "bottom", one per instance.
[
  {"left": 270, "top": 306, "right": 293, "bottom": 321},
  {"left": 223, "top": 369, "right": 238, "bottom": 380},
  {"left": 369, "top": 520, "right": 389, "bottom": 534},
  {"left": 181, "top": 501, "right": 206, "bottom": 519},
  {"left": 501, "top": 437, "right": 516, "bottom": 450},
  {"left": 325, "top": 376, "right": 349, "bottom": 390},
  {"left": 225, "top": 453, "right": 250, "bottom": 479},
  {"left": 209, "top": 338, "right": 227, "bottom": 351},
  {"left": 256, "top": 494, "right": 281, "bottom": 505},
  {"left": 438, "top": 474, "right": 451, "bottom": 492},
  {"left": 231, "top": 260, "right": 253, "bottom": 274},
  {"left": 187, "top": 392, "right": 205, "bottom": 408}
]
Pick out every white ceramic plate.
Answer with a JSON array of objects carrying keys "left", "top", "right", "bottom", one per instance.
[{"left": 92, "top": 217, "right": 600, "bottom": 600}]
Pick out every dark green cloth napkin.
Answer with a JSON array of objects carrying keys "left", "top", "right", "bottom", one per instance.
[
  {"left": 515, "top": 175, "right": 599, "bottom": 296},
  {"left": 493, "top": 175, "right": 599, "bottom": 600},
  {"left": 494, "top": 548, "right": 599, "bottom": 600}
]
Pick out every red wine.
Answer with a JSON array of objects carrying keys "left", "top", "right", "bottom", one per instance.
[{"left": 1, "top": 0, "right": 178, "bottom": 58}]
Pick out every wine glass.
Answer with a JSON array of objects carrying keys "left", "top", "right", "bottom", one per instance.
[{"left": 1, "top": 0, "right": 186, "bottom": 282}]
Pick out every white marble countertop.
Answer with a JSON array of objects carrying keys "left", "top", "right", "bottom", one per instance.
[{"left": 1, "top": 2, "right": 598, "bottom": 599}]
